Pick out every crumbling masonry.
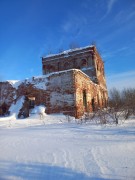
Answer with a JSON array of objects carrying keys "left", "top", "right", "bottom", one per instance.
[{"left": 0, "top": 45, "right": 108, "bottom": 118}]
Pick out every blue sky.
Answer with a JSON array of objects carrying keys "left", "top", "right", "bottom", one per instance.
[{"left": 0, "top": 0, "right": 135, "bottom": 90}]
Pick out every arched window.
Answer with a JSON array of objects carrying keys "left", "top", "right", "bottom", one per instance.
[
  {"left": 83, "top": 90, "right": 87, "bottom": 110},
  {"left": 91, "top": 54, "right": 95, "bottom": 66},
  {"left": 73, "top": 59, "right": 77, "bottom": 68},
  {"left": 81, "top": 59, "right": 87, "bottom": 68},
  {"left": 50, "top": 65, "right": 55, "bottom": 73},
  {"left": 45, "top": 65, "right": 50, "bottom": 74},
  {"left": 28, "top": 97, "right": 35, "bottom": 109},
  {"left": 91, "top": 98, "right": 95, "bottom": 111},
  {"left": 64, "top": 62, "right": 69, "bottom": 70},
  {"left": 58, "top": 62, "right": 61, "bottom": 71}
]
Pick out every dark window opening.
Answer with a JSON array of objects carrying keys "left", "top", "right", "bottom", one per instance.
[
  {"left": 83, "top": 90, "right": 87, "bottom": 110},
  {"left": 50, "top": 65, "right": 55, "bottom": 73},
  {"left": 0, "top": 103, "right": 9, "bottom": 116},
  {"left": 81, "top": 59, "right": 87, "bottom": 67},
  {"left": 29, "top": 100, "right": 35, "bottom": 108},
  {"left": 73, "top": 59, "right": 77, "bottom": 68},
  {"left": 46, "top": 66, "right": 50, "bottom": 74},
  {"left": 58, "top": 62, "right": 61, "bottom": 71},
  {"left": 28, "top": 97, "right": 35, "bottom": 109},
  {"left": 91, "top": 58, "right": 94, "bottom": 66},
  {"left": 43, "top": 65, "right": 46, "bottom": 74},
  {"left": 97, "top": 64, "right": 99, "bottom": 70},
  {"left": 64, "top": 62, "right": 69, "bottom": 70},
  {"left": 91, "top": 98, "right": 95, "bottom": 111}
]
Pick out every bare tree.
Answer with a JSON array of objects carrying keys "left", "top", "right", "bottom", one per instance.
[
  {"left": 121, "top": 88, "right": 135, "bottom": 119},
  {"left": 108, "top": 88, "right": 123, "bottom": 124},
  {"left": 108, "top": 87, "right": 135, "bottom": 123}
]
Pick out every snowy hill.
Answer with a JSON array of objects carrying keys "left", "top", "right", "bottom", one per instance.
[{"left": 0, "top": 114, "right": 135, "bottom": 180}]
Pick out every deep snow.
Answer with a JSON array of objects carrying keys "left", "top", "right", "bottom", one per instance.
[{"left": 0, "top": 113, "right": 135, "bottom": 180}]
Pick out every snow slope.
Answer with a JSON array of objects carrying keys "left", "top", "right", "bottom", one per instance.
[
  {"left": 9, "top": 96, "right": 25, "bottom": 118},
  {"left": 0, "top": 114, "right": 135, "bottom": 180}
]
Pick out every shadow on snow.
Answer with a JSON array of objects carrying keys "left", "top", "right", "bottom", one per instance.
[{"left": 0, "top": 161, "right": 111, "bottom": 180}]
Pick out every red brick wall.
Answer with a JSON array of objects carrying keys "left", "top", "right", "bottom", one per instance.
[
  {"left": 42, "top": 46, "right": 107, "bottom": 90},
  {"left": 0, "top": 82, "right": 16, "bottom": 108},
  {"left": 73, "top": 70, "right": 108, "bottom": 118},
  {"left": 45, "top": 71, "right": 76, "bottom": 116},
  {"left": 0, "top": 69, "right": 108, "bottom": 118}
]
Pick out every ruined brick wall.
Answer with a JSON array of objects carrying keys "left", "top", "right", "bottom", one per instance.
[
  {"left": 0, "top": 45, "right": 108, "bottom": 118},
  {"left": 73, "top": 70, "right": 108, "bottom": 118},
  {"left": 0, "top": 72, "right": 76, "bottom": 117},
  {"left": 0, "top": 77, "right": 48, "bottom": 116},
  {"left": 44, "top": 69, "right": 108, "bottom": 118},
  {"left": 42, "top": 45, "right": 107, "bottom": 90},
  {"left": 0, "top": 82, "right": 16, "bottom": 115},
  {"left": 0, "top": 82, "right": 16, "bottom": 107},
  {"left": 45, "top": 71, "right": 76, "bottom": 116},
  {"left": 93, "top": 50, "right": 107, "bottom": 89},
  {"left": 17, "top": 84, "right": 46, "bottom": 106},
  {"left": 15, "top": 77, "right": 48, "bottom": 116},
  {"left": 42, "top": 46, "right": 97, "bottom": 82},
  {"left": 0, "top": 69, "right": 108, "bottom": 118}
]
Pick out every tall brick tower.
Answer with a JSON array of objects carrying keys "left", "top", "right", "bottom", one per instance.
[{"left": 42, "top": 45, "right": 107, "bottom": 90}]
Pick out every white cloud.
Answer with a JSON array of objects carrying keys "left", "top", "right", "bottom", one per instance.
[
  {"left": 100, "top": 0, "right": 118, "bottom": 21},
  {"left": 102, "top": 46, "right": 130, "bottom": 58},
  {"left": 107, "top": 0, "right": 117, "bottom": 14},
  {"left": 106, "top": 71, "right": 135, "bottom": 90},
  {"left": 114, "top": 10, "right": 135, "bottom": 25},
  {"left": 61, "top": 14, "right": 87, "bottom": 36}
]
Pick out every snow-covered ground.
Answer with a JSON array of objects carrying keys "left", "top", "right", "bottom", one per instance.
[{"left": 0, "top": 113, "right": 135, "bottom": 180}]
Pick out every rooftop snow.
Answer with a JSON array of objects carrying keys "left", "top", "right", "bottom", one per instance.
[
  {"left": 7, "top": 76, "right": 49, "bottom": 90},
  {"left": 43, "top": 45, "right": 95, "bottom": 59},
  {"left": 5, "top": 68, "right": 106, "bottom": 91},
  {"left": 7, "top": 80, "right": 22, "bottom": 89}
]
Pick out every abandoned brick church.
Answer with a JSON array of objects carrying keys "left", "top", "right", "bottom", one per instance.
[{"left": 0, "top": 45, "right": 108, "bottom": 118}]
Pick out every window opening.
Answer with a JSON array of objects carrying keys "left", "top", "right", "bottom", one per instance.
[
  {"left": 91, "top": 98, "right": 95, "bottom": 111},
  {"left": 28, "top": 97, "right": 35, "bottom": 109},
  {"left": 58, "top": 62, "right": 61, "bottom": 71},
  {"left": 83, "top": 90, "right": 87, "bottom": 110}
]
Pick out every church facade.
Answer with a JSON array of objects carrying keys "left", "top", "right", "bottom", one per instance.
[
  {"left": 42, "top": 45, "right": 108, "bottom": 117},
  {"left": 0, "top": 45, "right": 108, "bottom": 118}
]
